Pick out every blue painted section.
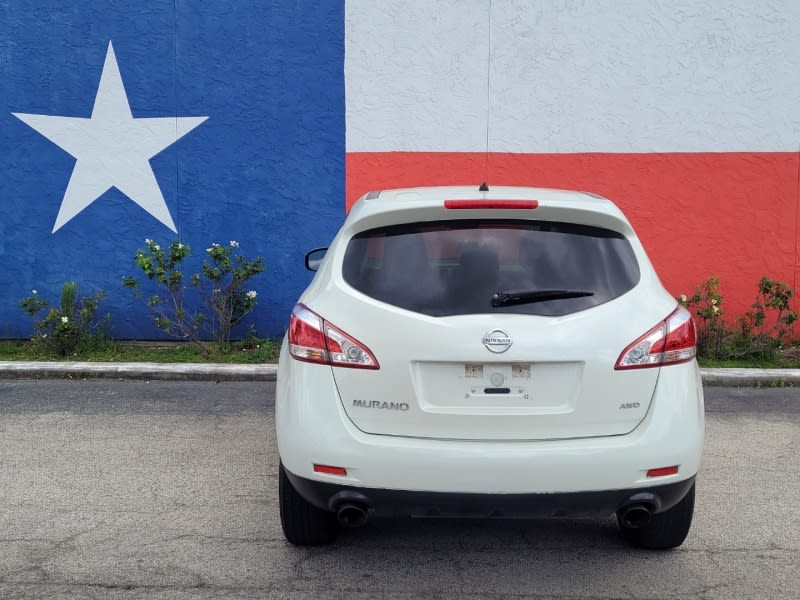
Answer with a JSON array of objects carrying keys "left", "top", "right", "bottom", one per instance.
[{"left": 0, "top": 0, "right": 344, "bottom": 338}]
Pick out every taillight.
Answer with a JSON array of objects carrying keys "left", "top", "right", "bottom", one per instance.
[
  {"left": 288, "top": 304, "right": 379, "bottom": 369},
  {"left": 444, "top": 199, "right": 539, "bottom": 210},
  {"left": 288, "top": 304, "right": 328, "bottom": 364},
  {"left": 615, "top": 306, "right": 697, "bottom": 370}
]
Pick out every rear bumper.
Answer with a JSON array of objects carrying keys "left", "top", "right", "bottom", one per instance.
[
  {"left": 276, "top": 347, "right": 704, "bottom": 495},
  {"left": 285, "top": 468, "right": 696, "bottom": 518}
]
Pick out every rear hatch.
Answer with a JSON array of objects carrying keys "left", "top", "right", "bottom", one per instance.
[{"left": 314, "top": 215, "right": 670, "bottom": 441}]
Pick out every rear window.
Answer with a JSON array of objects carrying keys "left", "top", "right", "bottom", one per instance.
[{"left": 342, "top": 220, "right": 640, "bottom": 317}]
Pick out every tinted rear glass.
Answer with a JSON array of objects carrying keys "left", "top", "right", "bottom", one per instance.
[{"left": 342, "top": 220, "right": 640, "bottom": 317}]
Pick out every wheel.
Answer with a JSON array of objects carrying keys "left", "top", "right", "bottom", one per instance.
[
  {"left": 278, "top": 462, "right": 340, "bottom": 546},
  {"left": 618, "top": 484, "right": 695, "bottom": 550}
]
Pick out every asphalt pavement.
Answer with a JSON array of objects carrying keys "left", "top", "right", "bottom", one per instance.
[
  {"left": 1, "top": 360, "right": 800, "bottom": 386},
  {"left": 0, "top": 381, "right": 798, "bottom": 599}
]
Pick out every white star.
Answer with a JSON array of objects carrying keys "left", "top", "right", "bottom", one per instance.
[{"left": 13, "top": 42, "right": 208, "bottom": 233}]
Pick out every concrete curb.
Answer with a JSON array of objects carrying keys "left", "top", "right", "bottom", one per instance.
[
  {"left": 0, "top": 361, "right": 277, "bottom": 382},
  {"left": 1, "top": 361, "right": 799, "bottom": 386},
  {"left": 697, "top": 368, "right": 800, "bottom": 387}
]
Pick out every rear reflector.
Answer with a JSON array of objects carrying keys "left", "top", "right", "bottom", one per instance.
[
  {"left": 313, "top": 464, "right": 347, "bottom": 476},
  {"left": 288, "top": 304, "right": 380, "bottom": 369},
  {"left": 444, "top": 199, "right": 539, "bottom": 210},
  {"left": 646, "top": 466, "right": 679, "bottom": 478},
  {"left": 615, "top": 305, "right": 697, "bottom": 370}
]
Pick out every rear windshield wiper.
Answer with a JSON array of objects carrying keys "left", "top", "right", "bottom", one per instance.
[{"left": 491, "top": 289, "right": 594, "bottom": 307}]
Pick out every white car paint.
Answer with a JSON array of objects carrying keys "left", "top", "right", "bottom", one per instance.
[{"left": 277, "top": 186, "right": 703, "bottom": 497}]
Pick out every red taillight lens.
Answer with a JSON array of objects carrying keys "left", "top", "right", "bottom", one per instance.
[
  {"left": 288, "top": 304, "right": 379, "bottom": 369},
  {"left": 288, "top": 304, "right": 328, "bottom": 364},
  {"left": 444, "top": 199, "right": 539, "bottom": 210},
  {"left": 663, "top": 307, "right": 697, "bottom": 364},
  {"left": 615, "top": 306, "right": 697, "bottom": 370},
  {"left": 323, "top": 322, "right": 380, "bottom": 369}
]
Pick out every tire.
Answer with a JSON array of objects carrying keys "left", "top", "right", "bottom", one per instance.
[
  {"left": 279, "top": 463, "right": 340, "bottom": 546},
  {"left": 619, "top": 484, "right": 695, "bottom": 550}
]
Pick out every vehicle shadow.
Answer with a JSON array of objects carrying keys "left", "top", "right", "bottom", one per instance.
[{"left": 275, "top": 516, "right": 714, "bottom": 599}]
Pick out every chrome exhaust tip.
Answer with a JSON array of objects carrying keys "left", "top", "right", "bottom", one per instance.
[
  {"left": 618, "top": 503, "right": 653, "bottom": 528},
  {"left": 336, "top": 503, "right": 369, "bottom": 528}
]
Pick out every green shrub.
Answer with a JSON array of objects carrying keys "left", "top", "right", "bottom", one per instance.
[
  {"left": 732, "top": 277, "right": 798, "bottom": 358},
  {"left": 123, "top": 239, "right": 265, "bottom": 356},
  {"left": 19, "top": 283, "right": 111, "bottom": 356},
  {"left": 678, "top": 276, "right": 724, "bottom": 358},
  {"left": 679, "top": 276, "right": 798, "bottom": 360}
]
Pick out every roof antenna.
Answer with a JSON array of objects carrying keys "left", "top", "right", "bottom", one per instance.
[{"left": 481, "top": 0, "right": 493, "bottom": 193}]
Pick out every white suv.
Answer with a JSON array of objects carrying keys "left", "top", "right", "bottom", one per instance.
[{"left": 276, "top": 186, "right": 704, "bottom": 549}]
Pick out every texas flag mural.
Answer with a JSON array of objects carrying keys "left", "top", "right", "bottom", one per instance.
[
  {"left": 2, "top": 0, "right": 800, "bottom": 338},
  {"left": 346, "top": 0, "right": 800, "bottom": 323},
  {"left": 13, "top": 42, "right": 207, "bottom": 234},
  {"left": 2, "top": 1, "right": 344, "bottom": 338}
]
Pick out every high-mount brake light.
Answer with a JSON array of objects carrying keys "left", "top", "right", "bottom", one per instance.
[
  {"left": 288, "top": 304, "right": 379, "bottom": 369},
  {"left": 615, "top": 305, "right": 697, "bottom": 370},
  {"left": 444, "top": 199, "right": 539, "bottom": 210}
]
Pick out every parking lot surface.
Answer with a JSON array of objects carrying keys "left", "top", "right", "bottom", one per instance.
[{"left": 0, "top": 381, "right": 798, "bottom": 599}]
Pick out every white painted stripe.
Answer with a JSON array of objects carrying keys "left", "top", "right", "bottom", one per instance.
[
  {"left": 346, "top": 0, "right": 800, "bottom": 153},
  {"left": 346, "top": 0, "right": 490, "bottom": 152}
]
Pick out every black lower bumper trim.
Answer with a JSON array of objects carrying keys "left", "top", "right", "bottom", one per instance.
[{"left": 284, "top": 470, "right": 696, "bottom": 519}]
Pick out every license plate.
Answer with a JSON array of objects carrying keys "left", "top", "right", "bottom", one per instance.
[{"left": 463, "top": 363, "right": 531, "bottom": 398}]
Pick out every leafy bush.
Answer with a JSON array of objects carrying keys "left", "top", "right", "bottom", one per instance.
[
  {"left": 19, "top": 283, "right": 110, "bottom": 356},
  {"left": 678, "top": 276, "right": 724, "bottom": 358},
  {"left": 679, "top": 276, "right": 798, "bottom": 360},
  {"left": 123, "top": 239, "right": 264, "bottom": 356},
  {"left": 734, "top": 277, "right": 798, "bottom": 357}
]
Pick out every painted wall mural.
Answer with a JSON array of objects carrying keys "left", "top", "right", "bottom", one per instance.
[
  {"left": 2, "top": 1, "right": 344, "bottom": 338},
  {"left": 14, "top": 42, "right": 207, "bottom": 233},
  {"left": 346, "top": 0, "right": 800, "bottom": 320},
  {"left": 2, "top": 1, "right": 799, "bottom": 339}
]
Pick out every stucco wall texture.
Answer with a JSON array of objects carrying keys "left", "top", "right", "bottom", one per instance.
[{"left": 1, "top": 0, "right": 799, "bottom": 340}]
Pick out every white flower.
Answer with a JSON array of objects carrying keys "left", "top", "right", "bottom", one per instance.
[
  {"left": 144, "top": 238, "right": 152, "bottom": 244},
  {"left": 679, "top": 294, "right": 687, "bottom": 303},
  {"left": 153, "top": 244, "right": 160, "bottom": 251},
  {"left": 31, "top": 289, "right": 37, "bottom": 295},
  {"left": 230, "top": 240, "right": 239, "bottom": 248},
  {"left": 710, "top": 298, "right": 718, "bottom": 305},
  {"left": 177, "top": 243, "right": 184, "bottom": 250},
  {"left": 213, "top": 288, "right": 221, "bottom": 294},
  {"left": 246, "top": 290, "right": 257, "bottom": 299},
  {"left": 712, "top": 306, "right": 720, "bottom": 314},
  {"left": 61, "top": 316, "right": 69, "bottom": 323}
]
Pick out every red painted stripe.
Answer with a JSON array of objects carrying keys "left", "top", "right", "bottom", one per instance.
[{"left": 346, "top": 152, "right": 800, "bottom": 320}]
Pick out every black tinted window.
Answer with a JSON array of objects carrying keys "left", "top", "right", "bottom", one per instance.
[{"left": 342, "top": 220, "right": 640, "bottom": 317}]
